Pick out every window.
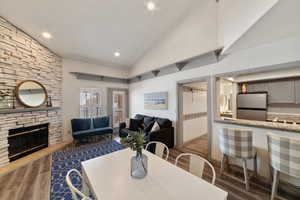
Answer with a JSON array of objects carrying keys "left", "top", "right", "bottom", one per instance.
[{"left": 80, "top": 88, "right": 104, "bottom": 118}]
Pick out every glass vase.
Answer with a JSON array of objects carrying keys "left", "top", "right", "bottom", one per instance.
[{"left": 131, "top": 150, "right": 148, "bottom": 179}]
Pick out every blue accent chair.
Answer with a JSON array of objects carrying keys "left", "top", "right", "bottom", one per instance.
[{"left": 71, "top": 116, "right": 113, "bottom": 141}]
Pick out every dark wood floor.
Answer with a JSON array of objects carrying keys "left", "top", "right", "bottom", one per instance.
[{"left": 0, "top": 137, "right": 298, "bottom": 200}]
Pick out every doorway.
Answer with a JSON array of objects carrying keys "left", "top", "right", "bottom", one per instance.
[
  {"left": 112, "top": 90, "right": 127, "bottom": 127},
  {"left": 107, "top": 88, "right": 129, "bottom": 128},
  {"left": 177, "top": 78, "right": 212, "bottom": 159}
]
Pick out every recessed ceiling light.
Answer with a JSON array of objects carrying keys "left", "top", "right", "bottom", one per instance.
[
  {"left": 146, "top": 1, "right": 157, "bottom": 11},
  {"left": 42, "top": 32, "right": 52, "bottom": 39},
  {"left": 114, "top": 52, "right": 120, "bottom": 57}
]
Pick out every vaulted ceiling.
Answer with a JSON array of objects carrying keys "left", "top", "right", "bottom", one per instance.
[{"left": 0, "top": 0, "right": 199, "bottom": 68}]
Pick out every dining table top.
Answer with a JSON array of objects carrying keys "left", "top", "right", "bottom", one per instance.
[{"left": 81, "top": 148, "right": 228, "bottom": 200}]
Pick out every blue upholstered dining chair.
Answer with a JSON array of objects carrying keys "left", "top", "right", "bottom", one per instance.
[
  {"left": 267, "top": 133, "right": 300, "bottom": 200},
  {"left": 219, "top": 127, "right": 257, "bottom": 191}
]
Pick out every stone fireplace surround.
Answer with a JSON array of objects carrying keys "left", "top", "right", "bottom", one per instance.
[{"left": 0, "top": 17, "right": 63, "bottom": 167}]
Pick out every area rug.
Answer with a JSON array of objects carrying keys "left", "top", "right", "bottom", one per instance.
[{"left": 50, "top": 140, "right": 124, "bottom": 200}]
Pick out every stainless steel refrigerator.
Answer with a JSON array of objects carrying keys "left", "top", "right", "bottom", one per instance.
[{"left": 237, "top": 92, "right": 268, "bottom": 121}]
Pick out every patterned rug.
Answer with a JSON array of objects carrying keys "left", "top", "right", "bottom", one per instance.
[{"left": 50, "top": 140, "right": 124, "bottom": 200}]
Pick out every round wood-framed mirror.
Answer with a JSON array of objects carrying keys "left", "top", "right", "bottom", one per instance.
[{"left": 16, "top": 80, "right": 48, "bottom": 108}]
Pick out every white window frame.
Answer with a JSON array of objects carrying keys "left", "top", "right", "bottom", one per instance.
[{"left": 80, "top": 88, "right": 104, "bottom": 118}]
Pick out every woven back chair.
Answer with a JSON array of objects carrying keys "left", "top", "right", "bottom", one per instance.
[
  {"left": 219, "top": 128, "right": 255, "bottom": 159},
  {"left": 267, "top": 133, "right": 300, "bottom": 200},
  {"left": 219, "top": 127, "right": 257, "bottom": 191}
]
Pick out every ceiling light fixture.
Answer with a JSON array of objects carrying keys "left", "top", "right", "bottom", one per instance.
[
  {"left": 114, "top": 52, "right": 120, "bottom": 57},
  {"left": 146, "top": 1, "right": 157, "bottom": 11},
  {"left": 42, "top": 32, "right": 52, "bottom": 39}
]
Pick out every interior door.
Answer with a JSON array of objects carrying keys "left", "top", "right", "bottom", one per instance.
[{"left": 112, "top": 91, "right": 126, "bottom": 128}]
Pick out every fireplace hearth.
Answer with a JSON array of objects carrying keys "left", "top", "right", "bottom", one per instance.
[{"left": 8, "top": 123, "right": 49, "bottom": 161}]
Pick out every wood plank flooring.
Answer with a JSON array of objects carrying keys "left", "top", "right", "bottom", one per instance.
[{"left": 0, "top": 155, "right": 51, "bottom": 200}]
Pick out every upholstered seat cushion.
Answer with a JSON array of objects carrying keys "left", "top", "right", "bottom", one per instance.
[
  {"left": 93, "top": 127, "right": 113, "bottom": 135},
  {"left": 73, "top": 127, "right": 113, "bottom": 138},
  {"left": 72, "top": 129, "right": 95, "bottom": 137}
]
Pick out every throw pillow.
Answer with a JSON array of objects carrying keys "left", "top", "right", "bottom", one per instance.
[
  {"left": 144, "top": 116, "right": 154, "bottom": 128},
  {"left": 151, "top": 121, "right": 160, "bottom": 132},
  {"left": 144, "top": 121, "right": 155, "bottom": 133},
  {"left": 129, "top": 118, "right": 143, "bottom": 131},
  {"left": 156, "top": 118, "right": 172, "bottom": 129}
]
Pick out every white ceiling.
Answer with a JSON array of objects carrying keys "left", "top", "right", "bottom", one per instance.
[{"left": 0, "top": 0, "right": 198, "bottom": 68}]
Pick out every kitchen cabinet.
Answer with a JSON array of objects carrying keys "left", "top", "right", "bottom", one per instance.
[
  {"left": 268, "top": 80, "right": 295, "bottom": 104},
  {"left": 247, "top": 82, "right": 268, "bottom": 93}
]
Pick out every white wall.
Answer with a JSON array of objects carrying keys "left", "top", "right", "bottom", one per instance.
[
  {"left": 218, "top": 0, "right": 278, "bottom": 53},
  {"left": 227, "top": 0, "right": 300, "bottom": 54},
  {"left": 62, "top": 59, "right": 128, "bottom": 141},
  {"left": 129, "top": 0, "right": 219, "bottom": 77}
]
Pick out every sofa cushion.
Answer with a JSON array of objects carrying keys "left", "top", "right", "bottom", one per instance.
[
  {"left": 129, "top": 118, "right": 143, "bottom": 131},
  {"left": 144, "top": 120, "right": 155, "bottom": 133},
  {"left": 93, "top": 116, "right": 110, "bottom": 128},
  {"left": 135, "top": 114, "right": 145, "bottom": 121},
  {"left": 71, "top": 118, "right": 91, "bottom": 132},
  {"left": 73, "top": 129, "right": 94, "bottom": 137},
  {"left": 156, "top": 118, "right": 172, "bottom": 129},
  {"left": 144, "top": 116, "right": 154, "bottom": 128}
]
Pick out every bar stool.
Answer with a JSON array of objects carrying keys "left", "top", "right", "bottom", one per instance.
[
  {"left": 219, "top": 127, "right": 257, "bottom": 191},
  {"left": 267, "top": 132, "right": 300, "bottom": 200}
]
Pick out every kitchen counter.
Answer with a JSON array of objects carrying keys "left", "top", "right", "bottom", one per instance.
[{"left": 215, "top": 118, "right": 300, "bottom": 133}]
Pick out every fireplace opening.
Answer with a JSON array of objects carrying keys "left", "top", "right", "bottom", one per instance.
[{"left": 8, "top": 123, "right": 49, "bottom": 162}]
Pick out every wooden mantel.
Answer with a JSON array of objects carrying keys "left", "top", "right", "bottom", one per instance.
[{"left": 0, "top": 107, "right": 60, "bottom": 114}]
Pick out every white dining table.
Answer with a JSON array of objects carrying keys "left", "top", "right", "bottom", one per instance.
[{"left": 81, "top": 148, "right": 228, "bottom": 200}]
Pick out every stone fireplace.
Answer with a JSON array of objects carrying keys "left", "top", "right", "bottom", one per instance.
[{"left": 0, "top": 17, "right": 63, "bottom": 167}]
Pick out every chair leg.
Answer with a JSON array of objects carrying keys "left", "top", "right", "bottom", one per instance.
[
  {"left": 271, "top": 169, "right": 279, "bottom": 200},
  {"left": 220, "top": 154, "right": 225, "bottom": 177},
  {"left": 242, "top": 159, "right": 250, "bottom": 191},
  {"left": 226, "top": 155, "right": 230, "bottom": 173},
  {"left": 253, "top": 154, "right": 258, "bottom": 177}
]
